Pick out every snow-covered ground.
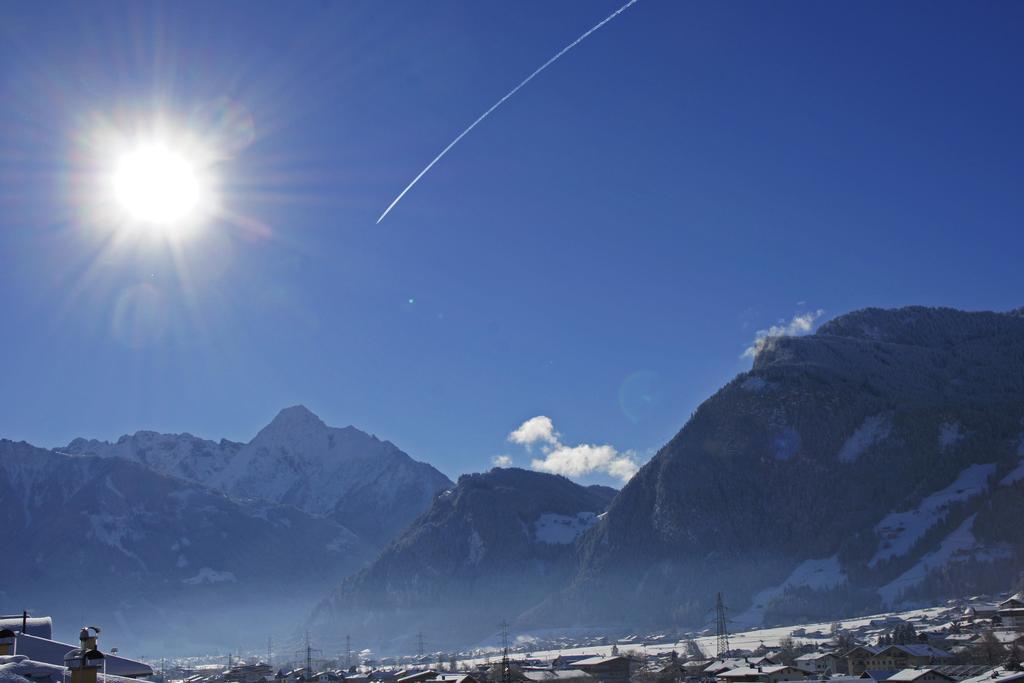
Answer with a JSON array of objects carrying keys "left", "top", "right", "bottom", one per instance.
[
  {"left": 878, "top": 515, "right": 1012, "bottom": 605},
  {"left": 869, "top": 463, "right": 995, "bottom": 567},
  {"left": 534, "top": 512, "right": 598, "bottom": 544},
  {"left": 837, "top": 414, "right": 891, "bottom": 463},
  {"left": 734, "top": 556, "right": 847, "bottom": 627},
  {"left": 456, "top": 605, "right": 950, "bottom": 666}
]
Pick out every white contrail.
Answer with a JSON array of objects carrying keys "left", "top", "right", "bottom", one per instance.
[{"left": 376, "top": 0, "right": 640, "bottom": 224}]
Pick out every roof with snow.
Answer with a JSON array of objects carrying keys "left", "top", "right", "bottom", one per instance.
[
  {"left": 8, "top": 632, "right": 151, "bottom": 677},
  {"left": 853, "top": 645, "right": 951, "bottom": 659},
  {"left": 959, "top": 668, "right": 1024, "bottom": 683},
  {"left": 998, "top": 593, "right": 1024, "bottom": 608},
  {"left": 795, "top": 653, "right": 840, "bottom": 662},
  {"left": 885, "top": 668, "right": 952, "bottom": 682},
  {"left": 573, "top": 657, "right": 628, "bottom": 667},
  {"left": 719, "top": 666, "right": 799, "bottom": 679},
  {"left": 523, "top": 671, "right": 592, "bottom": 681},
  {"left": 0, "top": 617, "right": 51, "bottom": 640}
]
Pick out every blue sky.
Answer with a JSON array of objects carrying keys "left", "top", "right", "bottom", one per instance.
[{"left": 1, "top": 1, "right": 1022, "bottom": 485}]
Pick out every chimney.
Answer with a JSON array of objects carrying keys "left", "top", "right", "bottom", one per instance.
[
  {"left": 64, "top": 627, "right": 105, "bottom": 683},
  {"left": 0, "top": 629, "right": 15, "bottom": 656}
]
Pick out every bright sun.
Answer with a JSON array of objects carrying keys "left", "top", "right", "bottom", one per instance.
[{"left": 113, "top": 144, "right": 201, "bottom": 227}]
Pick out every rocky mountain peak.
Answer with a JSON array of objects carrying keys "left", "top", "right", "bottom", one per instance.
[{"left": 257, "top": 404, "right": 328, "bottom": 438}]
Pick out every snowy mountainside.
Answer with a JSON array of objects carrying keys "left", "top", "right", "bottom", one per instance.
[
  {"left": 0, "top": 439, "right": 372, "bottom": 654},
  {"left": 62, "top": 405, "right": 454, "bottom": 544},
  {"left": 63, "top": 430, "right": 242, "bottom": 485}
]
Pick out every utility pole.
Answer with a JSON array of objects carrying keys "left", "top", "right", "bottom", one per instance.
[
  {"left": 345, "top": 635, "right": 351, "bottom": 670},
  {"left": 715, "top": 593, "right": 730, "bottom": 658},
  {"left": 268, "top": 636, "right": 273, "bottom": 667},
  {"left": 417, "top": 632, "right": 425, "bottom": 660}
]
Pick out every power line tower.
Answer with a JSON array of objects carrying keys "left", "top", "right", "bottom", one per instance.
[
  {"left": 267, "top": 636, "right": 273, "bottom": 667},
  {"left": 345, "top": 635, "right": 352, "bottom": 670},
  {"left": 715, "top": 593, "right": 730, "bottom": 658},
  {"left": 296, "top": 631, "right": 323, "bottom": 683},
  {"left": 417, "top": 632, "right": 425, "bottom": 660},
  {"left": 499, "top": 620, "right": 512, "bottom": 683}
]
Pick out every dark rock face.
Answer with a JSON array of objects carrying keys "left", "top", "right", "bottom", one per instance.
[{"left": 552, "top": 306, "right": 1024, "bottom": 630}]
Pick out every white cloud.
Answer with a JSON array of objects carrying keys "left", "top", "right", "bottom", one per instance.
[
  {"left": 507, "top": 415, "right": 638, "bottom": 483},
  {"left": 508, "top": 415, "right": 559, "bottom": 450},
  {"left": 742, "top": 309, "right": 824, "bottom": 359},
  {"left": 492, "top": 454, "right": 513, "bottom": 467}
]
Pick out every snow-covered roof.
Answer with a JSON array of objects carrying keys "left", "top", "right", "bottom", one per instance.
[
  {"left": 9, "top": 632, "right": 151, "bottom": 677},
  {"left": 885, "top": 668, "right": 948, "bottom": 682},
  {"left": 959, "top": 668, "right": 1024, "bottom": 683},
  {"left": 523, "top": 671, "right": 592, "bottom": 681},
  {"left": 0, "top": 656, "right": 145, "bottom": 683},
  {"left": 854, "top": 645, "right": 950, "bottom": 659},
  {"left": 0, "top": 617, "right": 51, "bottom": 640},
  {"left": 998, "top": 593, "right": 1024, "bottom": 608},
  {"left": 795, "top": 653, "right": 838, "bottom": 662},
  {"left": 573, "top": 657, "right": 627, "bottom": 667},
  {"left": 719, "top": 666, "right": 795, "bottom": 678}
]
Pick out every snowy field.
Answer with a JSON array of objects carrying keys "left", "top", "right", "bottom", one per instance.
[{"left": 456, "top": 605, "right": 950, "bottom": 667}]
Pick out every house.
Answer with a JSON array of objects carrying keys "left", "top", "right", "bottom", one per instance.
[
  {"left": 705, "top": 659, "right": 772, "bottom": 677},
  {"left": 554, "top": 657, "right": 599, "bottom": 671},
  {"left": 681, "top": 660, "right": 712, "bottom": 678},
  {"left": 963, "top": 604, "right": 1000, "bottom": 622},
  {"left": 995, "top": 608, "right": 1024, "bottom": 630},
  {"left": 991, "top": 632, "right": 1024, "bottom": 648},
  {"left": 794, "top": 652, "right": 844, "bottom": 675},
  {"left": 998, "top": 594, "right": 1024, "bottom": 610},
  {"left": 523, "top": 670, "right": 593, "bottom": 683},
  {"left": 883, "top": 668, "right": 956, "bottom": 683},
  {"left": 572, "top": 656, "right": 638, "bottom": 683},
  {"left": 931, "top": 666, "right": 998, "bottom": 681},
  {"left": 224, "top": 663, "right": 274, "bottom": 683},
  {"left": 716, "top": 665, "right": 810, "bottom": 683},
  {"left": 847, "top": 646, "right": 952, "bottom": 676},
  {"left": 397, "top": 671, "right": 440, "bottom": 683}
]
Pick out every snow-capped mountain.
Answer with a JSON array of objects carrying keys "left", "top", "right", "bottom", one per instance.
[
  {"left": 0, "top": 439, "right": 371, "bottom": 654},
  {"left": 310, "top": 467, "right": 616, "bottom": 651},
  {"left": 63, "top": 431, "right": 243, "bottom": 486},
  {"left": 62, "top": 405, "right": 454, "bottom": 545}
]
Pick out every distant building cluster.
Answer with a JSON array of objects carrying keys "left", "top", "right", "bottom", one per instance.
[{"left": 3, "top": 592, "right": 1023, "bottom": 683}]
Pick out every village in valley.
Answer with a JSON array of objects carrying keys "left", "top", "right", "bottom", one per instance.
[{"left": 3, "top": 590, "right": 1023, "bottom": 683}]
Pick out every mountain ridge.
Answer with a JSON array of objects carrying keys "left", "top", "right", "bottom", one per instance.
[
  {"left": 310, "top": 467, "right": 617, "bottom": 651},
  {"left": 61, "top": 404, "right": 454, "bottom": 545}
]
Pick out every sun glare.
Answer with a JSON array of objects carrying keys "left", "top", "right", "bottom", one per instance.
[{"left": 113, "top": 144, "right": 201, "bottom": 227}]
